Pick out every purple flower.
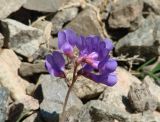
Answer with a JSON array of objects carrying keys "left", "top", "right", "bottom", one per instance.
[
  {"left": 76, "top": 36, "right": 117, "bottom": 86},
  {"left": 58, "top": 29, "right": 77, "bottom": 58},
  {"left": 45, "top": 29, "right": 117, "bottom": 86},
  {"left": 45, "top": 51, "right": 65, "bottom": 78}
]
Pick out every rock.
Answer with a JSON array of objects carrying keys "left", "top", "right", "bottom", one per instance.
[
  {"left": 48, "top": 37, "right": 58, "bottom": 49},
  {"left": 23, "top": 0, "right": 69, "bottom": 12},
  {"left": 32, "top": 20, "right": 52, "bottom": 46},
  {"left": 131, "top": 111, "right": 159, "bottom": 122},
  {"left": 73, "top": 67, "right": 141, "bottom": 101},
  {"left": 72, "top": 100, "right": 160, "bottom": 122},
  {"left": 19, "top": 61, "right": 47, "bottom": 77},
  {"left": 108, "top": 0, "right": 143, "bottom": 29},
  {"left": 0, "top": 19, "right": 44, "bottom": 58},
  {"left": 0, "top": 87, "right": 9, "bottom": 122},
  {"left": 73, "top": 76, "right": 105, "bottom": 100},
  {"left": 0, "top": 0, "right": 26, "bottom": 19},
  {"left": 39, "top": 75, "right": 83, "bottom": 122},
  {"left": 143, "top": 0, "right": 160, "bottom": 15},
  {"left": 73, "top": 100, "right": 131, "bottom": 122},
  {"left": 22, "top": 113, "right": 43, "bottom": 122},
  {"left": 51, "top": 7, "right": 78, "bottom": 34},
  {"left": 0, "top": 33, "right": 4, "bottom": 48},
  {"left": 0, "top": 49, "right": 39, "bottom": 110},
  {"left": 143, "top": 76, "right": 160, "bottom": 112},
  {"left": 115, "top": 15, "right": 160, "bottom": 61},
  {"left": 27, "top": 47, "right": 50, "bottom": 62},
  {"left": 128, "top": 82, "right": 157, "bottom": 112},
  {"left": 65, "top": 8, "right": 104, "bottom": 37},
  {"left": 99, "top": 67, "right": 141, "bottom": 114}
]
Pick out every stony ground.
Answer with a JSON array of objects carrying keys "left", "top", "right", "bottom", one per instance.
[{"left": 0, "top": 0, "right": 160, "bottom": 122}]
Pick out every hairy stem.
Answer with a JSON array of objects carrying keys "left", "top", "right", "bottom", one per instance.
[{"left": 60, "top": 63, "right": 78, "bottom": 122}]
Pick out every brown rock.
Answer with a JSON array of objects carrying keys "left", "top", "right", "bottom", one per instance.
[
  {"left": 65, "top": 8, "right": 104, "bottom": 37},
  {"left": 0, "top": 0, "right": 26, "bottom": 19},
  {"left": 108, "top": 0, "right": 143, "bottom": 29},
  {"left": 128, "top": 82, "right": 157, "bottom": 112},
  {"left": 0, "top": 49, "right": 39, "bottom": 110}
]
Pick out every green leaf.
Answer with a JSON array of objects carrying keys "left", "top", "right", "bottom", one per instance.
[{"left": 151, "top": 63, "right": 160, "bottom": 74}]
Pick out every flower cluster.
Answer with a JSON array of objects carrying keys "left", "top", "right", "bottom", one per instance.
[{"left": 45, "top": 29, "right": 117, "bottom": 86}]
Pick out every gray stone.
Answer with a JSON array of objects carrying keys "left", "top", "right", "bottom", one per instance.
[
  {"left": 65, "top": 8, "right": 104, "bottom": 37},
  {"left": 115, "top": 15, "right": 160, "bottom": 61},
  {"left": 143, "top": 0, "right": 160, "bottom": 15},
  {"left": 0, "top": 87, "right": 9, "bottom": 122},
  {"left": 19, "top": 61, "right": 47, "bottom": 77},
  {"left": 0, "top": 33, "right": 4, "bottom": 48},
  {"left": 128, "top": 82, "right": 157, "bottom": 112},
  {"left": 23, "top": 0, "right": 69, "bottom": 12},
  {"left": 39, "top": 75, "right": 83, "bottom": 122},
  {"left": 73, "top": 76, "right": 105, "bottom": 100},
  {"left": 51, "top": 7, "right": 78, "bottom": 34},
  {"left": 0, "top": 19, "right": 44, "bottom": 58},
  {"left": 0, "top": 0, "right": 26, "bottom": 19},
  {"left": 143, "top": 76, "right": 160, "bottom": 112},
  {"left": 108, "top": 0, "right": 143, "bottom": 29},
  {"left": 72, "top": 100, "right": 131, "bottom": 122}
]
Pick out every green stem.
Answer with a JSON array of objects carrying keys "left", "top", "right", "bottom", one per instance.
[{"left": 60, "top": 63, "right": 78, "bottom": 122}]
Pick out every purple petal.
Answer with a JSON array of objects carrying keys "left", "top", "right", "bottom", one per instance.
[
  {"left": 45, "top": 51, "right": 65, "bottom": 77},
  {"left": 104, "top": 39, "right": 113, "bottom": 51},
  {"left": 105, "top": 73, "right": 117, "bottom": 86},
  {"left": 80, "top": 71, "right": 117, "bottom": 86},
  {"left": 58, "top": 31, "right": 66, "bottom": 49},
  {"left": 64, "top": 29, "right": 77, "bottom": 46},
  {"left": 61, "top": 42, "right": 73, "bottom": 56},
  {"left": 99, "top": 58, "right": 117, "bottom": 73}
]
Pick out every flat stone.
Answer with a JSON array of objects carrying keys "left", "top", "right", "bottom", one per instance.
[
  {"left": 128, "top": 82, "right": 157, "bottom": 112},
  {"left": 0, "top": 19, "right": 44, "bottom": 58},
  {"left": 143, "top": 76, "right": 160, "bottom": 112},
  {"left": 0, "top": 87, "right": 9, "bottom": 122},
  {"left": 23, "top": 0, "right": 69, "bottom": 12},
  {"left": 0, "top": 0, "right": 26, "bottom": 19},
  {"left": 65, "top": 8, "right": 104, "bottom": 37},
  {"left": 115, "top": 15, "right": 160, "bottom": 61},
  {"left": 0, "top": 49, "right": 39, "bottom": 110},
  {"left": 19, "top": 61, "right": 47, "bottom": 77},
  {"left": 39, "top": 75, "right": 83, "bottom": 122},
  {"left": 108, "top": 0, "right": 143, "bottom": 29},
  {"left": 51, "top": 7, "right": 78, "bottom": 34},
  {"left": 72, "top": 100, "right": 131, "bottom": 122}
]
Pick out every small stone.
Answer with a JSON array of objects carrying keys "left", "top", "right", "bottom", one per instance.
[
  {"left": 108, "top": 0, "right": 143, "bottom": 29},
  {"left": 0, "top": 33, "right": 4, "bottom": 48},
  {"left": 65, "top": 8, "right": 104, "bottom": 37},
  {"left": 23, "top": 0, "right": 69, "bottom": 12},
  {"left": 0, "top": 0, "right": 26, "bottom": 19},
  {"left": 0, "top": 49, "right": 39, "bottom": 111},
  {"left": 115, "top": 15, "right": 160, "bottom": 61},
  {"left": 0, "top": 19, "right": 44, "bottom": 58},
  {"left": 51, "top": 7, "right": 78, "bottom": 34},
  {"left": 73, "top": 100, "right": 130, "bottom": 122},
  {"left": 143, "top": 0, "right": 160, "bottom": 15},
  {"left": 0, "top": 87, "right": 9, "bottom": 122},
  {"left": 143, "top": 76, "right": 160, "bottom": 112},
  {"left": 39, "top": 75, "right": 83, "bottom": 122},
  {"left": 19, "top": 61, "right": 47, "bottom": 77},
  {"left": 128, "top": 82, "right": 157, "bottom": 112}
]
